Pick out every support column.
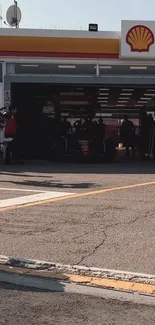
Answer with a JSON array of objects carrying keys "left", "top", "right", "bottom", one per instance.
[{"left": 96, "top": 64, "right": 99, "bottom": 77}]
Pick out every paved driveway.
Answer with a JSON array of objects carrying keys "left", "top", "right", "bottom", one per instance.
[{"left": 0, "top": 161, "right": 155, "bottom": 274}]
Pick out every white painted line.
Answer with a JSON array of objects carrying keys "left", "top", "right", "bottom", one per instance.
[
  {"left": 0, "top": 191, "right": 75, "bottom": 208},
  {"left": 0, "top": 187, "right": 52, "bottom": 193}
]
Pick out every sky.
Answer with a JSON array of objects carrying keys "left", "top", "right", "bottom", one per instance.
[{"left": 1, "top": 0, "right": 155, "bottom": 30}]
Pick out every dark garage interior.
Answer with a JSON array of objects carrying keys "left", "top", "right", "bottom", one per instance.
[{"left": 10, "top": 82, "right": 155, "bottom": 160}]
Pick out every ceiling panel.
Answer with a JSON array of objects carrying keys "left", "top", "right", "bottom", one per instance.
[{"left": 11, "top": 82, "right": 155, "bottom": 117}]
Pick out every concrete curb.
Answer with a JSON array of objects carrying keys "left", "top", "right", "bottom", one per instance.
[{"left": 0, "top": 255, "right": 155, "bottom": 284}]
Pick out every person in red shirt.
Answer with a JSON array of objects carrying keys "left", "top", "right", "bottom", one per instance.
[{"left": 5, "top": 111, "right": 17, "bottom": 138}]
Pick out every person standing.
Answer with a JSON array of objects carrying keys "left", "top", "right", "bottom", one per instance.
[
  {"left": 147, "top": 114, "right": 155, "bottom": 157},
  {"left": 61, "top": 116, "right": 72, "bottom": 135},
  {"left": 139, "top": 111, "right": 149, "bottom": 157},
  {"left": 4, "top": 106, "right": 22, "bottom": 164},
  {"left": 98, "top": 118, "right": 106, "bottom": 139},
  {"left": 120, "top": 115, "right": 136, "bottom": 157}
]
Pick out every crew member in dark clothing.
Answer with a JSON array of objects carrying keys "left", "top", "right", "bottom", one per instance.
[
  {"left": 120, "top": 115, "right": 136, "bottom": 157},
  {"left": 82, "top": 118, "right": 93, "bottom": 139},
  {"left": 82, "top": 118, "right": 89, "bottom": 131},
  {"left": 98, "top": 118, "right": 106, "bottom": 138},
  {"left": 139, "top": 111, "right": 149, "bottom": 157},
  {"left": 147, "top": 114, "right": 155, "bottom": 157},
  {"left": 61, "top": 117, "right": 72, "bottom": 135},
  {"left": 74, "top": 119, "right": 82, "bottom": 133}
]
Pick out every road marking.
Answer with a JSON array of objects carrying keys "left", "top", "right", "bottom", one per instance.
[
  {"left": 0, "top": 179, "right": 155, "bottom": 212},
  {"left": 65, "top": 274, "right": 155, "bottom": 294},
  {"left": 0, "top": 191, "right": 75, "bottom": 208}
]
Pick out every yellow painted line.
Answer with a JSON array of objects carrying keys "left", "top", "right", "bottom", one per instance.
[
  {"left": 0, "top": 180, "right": 155, "bottom": 212},
  {"left": 64, "top": 274, "right": 155, "bottom": 294}
]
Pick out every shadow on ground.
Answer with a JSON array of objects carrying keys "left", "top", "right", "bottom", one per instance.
[
  {"left": 0, "top": 179, "right": 95, "bottom": 189},
  {"left": 0, "top": 160, "right": 155, "bottom": 175},
  {"left": 0, "top": 281, "right": 65, "bottom": 293}
]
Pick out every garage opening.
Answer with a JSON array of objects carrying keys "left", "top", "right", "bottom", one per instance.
[{"left": 10, "top": 82, "right": 155, "bottom": 161}]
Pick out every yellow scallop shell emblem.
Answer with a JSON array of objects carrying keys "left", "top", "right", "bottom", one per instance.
[{"left": 126, "top": 25, "right": 154, "bottom": 52}]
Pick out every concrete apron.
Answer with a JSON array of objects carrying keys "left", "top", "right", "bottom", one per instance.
[{"left": 0, "top": 255, "right": 155, "bottom": 305}]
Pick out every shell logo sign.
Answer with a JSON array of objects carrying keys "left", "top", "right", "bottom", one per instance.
[
  {"left": 126, "top": 25, "right": 154, "bottom": 52},
  {"left": 120, "top": 21, "right": 155, "bottom": 59}
]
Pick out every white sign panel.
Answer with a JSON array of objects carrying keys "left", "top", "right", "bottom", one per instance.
[{"left": 120, "top": 20, "right": 155, "bottom": 59}]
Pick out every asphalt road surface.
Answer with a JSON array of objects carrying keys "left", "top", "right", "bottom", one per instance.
[
  {"left": 0, "top": 162, "right": 155, "bottom": 274},
  {"left": 0, "top": 283, "right": 155, "bottom": 325}
]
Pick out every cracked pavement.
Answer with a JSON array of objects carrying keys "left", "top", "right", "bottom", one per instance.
[
  {"left": 76, "top": 209, "right": 155, "bottom": 266},
  {"left": 0, "top": 162, "right": 155, "bottom": 274}
]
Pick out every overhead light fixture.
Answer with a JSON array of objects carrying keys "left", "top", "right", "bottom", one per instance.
[
  {"left": 140, "top": 97, "right": 151, "bottom": 100},
  {"left": 120, "top": 93, "right": 132, "bottom": 96},
  {"left": 60, "top": 92, "right": 84, "bottom": 96},
  {"left": 147, "top": 89, "right": 155, "bottom": 92},
  {"left": 119, "top": 97, "right": 130, "bottom": 100},
  {"left": 101, "top": 104, "right": 107, "bottom": 106},
  {"left": 117, "top": 104, "right": 126, "bottom": 106},
  {"left": 98, "top": 101, "right": 107, "bottom": 103},
  {"left": 58, "top": 65, "right": 76, "bottom": 68},
  {"left": 98, "top": 97, "right": 108, "bottom": 100},
  {"left": 99, "top": 88, "right": 109, "bottom": 90},
  {"left": 138, "top": 101, "right": 147, "bottom": 103},
  {"left": 21, "top": 64, "right": 39, "bottom": 67},
  {"left": 122, "top": 89, "right": 134, "bottom": 91},
  {"left": 130, "top": 66, "right": 147, "bottom": 70},
  {"left": 118, "top": 100, "right": 128, "bottom": 103},
  {"left": 60, "top": 101, "right": 89, "bottom": 105},
  {"left": 99, "top": 93, "right": 109, "bottom": 95},
  {"left": 135, "top": 104, "right": 144, "bottom": 107},
  {"left": 144, "top": 93, "right": 154, "bottom": 96},
  {"left": 100, "top": 66, "right": 112, "bottom": 69}
]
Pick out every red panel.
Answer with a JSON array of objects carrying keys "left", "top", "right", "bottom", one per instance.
[{"left": 0, "top": 51, "right": 119, "bottom": 59}]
